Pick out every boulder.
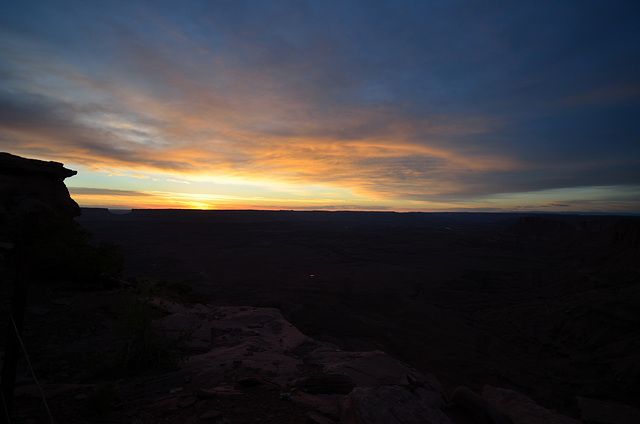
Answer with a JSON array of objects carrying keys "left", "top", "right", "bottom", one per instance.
[
  {"left": 482, "top": 385, "right": 581, "bottom": 424},
  {"left": 576, "top": 396, "right": 640, "bottom": 424},
  {"left": 451, "top": 386, "right": 514, "bottom": 424},
  {"left": 340, "top": 386, "right": 452, "bottom": 424},
  {"left": 313, "top": 349, "right": 444, "bottom": 396}
]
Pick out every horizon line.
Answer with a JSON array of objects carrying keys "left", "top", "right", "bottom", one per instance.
[{"left": 78, "top": 206, "right": 640, "bottom": 217}]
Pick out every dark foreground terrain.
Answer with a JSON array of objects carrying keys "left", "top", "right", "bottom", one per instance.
[{"left": 74, "top": 209, "right": 640, "bottom": 419}]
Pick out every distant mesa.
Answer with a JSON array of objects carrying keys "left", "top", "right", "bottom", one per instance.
[{"left": 108, "top": 208, "right": 132, "bottom": 215}]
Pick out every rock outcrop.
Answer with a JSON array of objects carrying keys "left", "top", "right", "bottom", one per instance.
[
  {"left": 8, "top": 288, "right": 590, "bottom": 423},
  {"left": 146, "top": 299, "right": 582, "bottom": 424},
  {"left": 152, "top": 300, "right": 453, "bottom": 422},
  {"left": 340, "top": 386, "right": 451, "bottom": 424},
  {"left": 0, "top": 152, "right": 79, "bottom": 234},
  {"left": 576, "top": 395, "right": 640, "bottom": 424},
  {"left": 482, "top": 386, "right": 581, "bottom": 424},
  {"left": 450, "top": 386, "right": 514, "bottom": 424}
]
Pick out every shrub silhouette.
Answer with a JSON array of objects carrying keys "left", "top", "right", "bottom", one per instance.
[
  {"left": 115, "top": 279, "right": 194, "bottom": 371},
  {"left": 25, "top": 216, "right": 123, "bottom": 285}
]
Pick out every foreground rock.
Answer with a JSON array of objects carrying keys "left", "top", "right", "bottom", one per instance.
[
  {"left": 450, "top": 386, "right": 513, "bottom": 424},
  {"left": 341, "top": 386, "right": 450, "bottom": 424},
  {"left": 143, "top": 300, "right": 582, "bottom": 424},
  {"left": 482, "top": 386, "right": 581, "bottom": 424},
  {"left": 576, "top": 396, "right": 640, "bottom": 424},
  {"left": 154, "top": 300, "right": 452, "bottom": 422},
  {"left": 10, "top": 291, "right": 588, "bottom": 423}
]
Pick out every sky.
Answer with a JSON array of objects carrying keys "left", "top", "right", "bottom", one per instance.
[{"left": 1, "top": 1, "right": 640, "bottom": 212}]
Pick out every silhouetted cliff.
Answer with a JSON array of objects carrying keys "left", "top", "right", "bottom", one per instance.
[
  {"left": 0, "top": 152, "right": 121, "bottom": 283},
  {"left": 1, "top": 152, "right": 79, "bottom": 243}
]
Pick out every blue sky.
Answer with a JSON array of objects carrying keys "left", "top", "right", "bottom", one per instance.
[{"left": 1, "top": 0, "right": 639, "bottom": 211}]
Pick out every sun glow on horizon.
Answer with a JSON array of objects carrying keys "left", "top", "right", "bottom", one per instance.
[{"left": 3, "top": 1, "right": 639, "bottom": 214}]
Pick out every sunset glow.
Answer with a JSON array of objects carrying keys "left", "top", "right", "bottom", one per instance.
[{"left": 2, "top": 1, "right": 639, "bottom": 212}]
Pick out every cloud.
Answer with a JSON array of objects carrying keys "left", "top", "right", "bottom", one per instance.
[
  {"left": 69, "top": 187, "right": 151, "bottom": 197},
  {"left": 2, "top": 1, "right": 640, "bottom": 212},
  {"left": 540, "top": 203, "right": 571, "bottom": 208},
  {"left": 0, "top": 40, "right": 523, "bottom": 203}
]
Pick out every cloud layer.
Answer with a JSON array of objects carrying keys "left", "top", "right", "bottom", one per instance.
[{"left": 1, "top": 1, "right": 640, "bottom": 211}]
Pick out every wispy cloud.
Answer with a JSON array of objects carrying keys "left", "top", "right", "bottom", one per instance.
[{"left": 69, "top": 187, "right": 151, "bottom": 197}]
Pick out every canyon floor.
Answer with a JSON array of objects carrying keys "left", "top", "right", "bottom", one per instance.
[
  {"left": 3, "top": 209, "right": 639, "bottom": 422},
  {"left": 78, "top": 211, "right": 640, "bottom": 417}
]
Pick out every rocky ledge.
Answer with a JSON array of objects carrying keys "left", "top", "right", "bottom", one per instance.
[
  {"left": 125, "top": 300, "right": 583, "bottom": 424},
  {"left": 12, "top": 290, "right": 640, "bottom": 423},
  {"left": 0, "top": 152, "right": 79, "bottom": 220}
]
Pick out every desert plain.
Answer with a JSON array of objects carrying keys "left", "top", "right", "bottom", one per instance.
[{"left": 73, "top": 209, "right": 640, "bottom": 419}]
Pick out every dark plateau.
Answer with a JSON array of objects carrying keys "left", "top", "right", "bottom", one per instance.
[{"left": 71, "top": 209, "right": 640, "bottom": 418}]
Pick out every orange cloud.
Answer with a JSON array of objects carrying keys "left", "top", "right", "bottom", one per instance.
[{"left": 7, "top": 33, "right": 623, "bottom": 211}]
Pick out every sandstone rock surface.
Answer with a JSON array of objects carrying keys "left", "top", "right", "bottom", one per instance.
[
  {"left": 482, "top": 385, "right": 581, "bottom": 424},
  {"left": 576, "top": 395, "right": 640, "bottom": 424},
  {"left": 147, "top": 299, "right": 589, "bottom": 424},
  {"left": 451, "top": 386, "right": 513, "bottom": 424},
  {"left": 152, "top": 300, "right": 452, "bottom": 422},
  {"left": 340, "top": 386, "right": 452, "bottom": 424}
]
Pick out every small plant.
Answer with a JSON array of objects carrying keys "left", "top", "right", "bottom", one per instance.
[
  {"left": 114, "top": 282, "right": 195, "bottom": 371},
  {"left": 116, "top": 290, "right": 171, "bottom": 370}
]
